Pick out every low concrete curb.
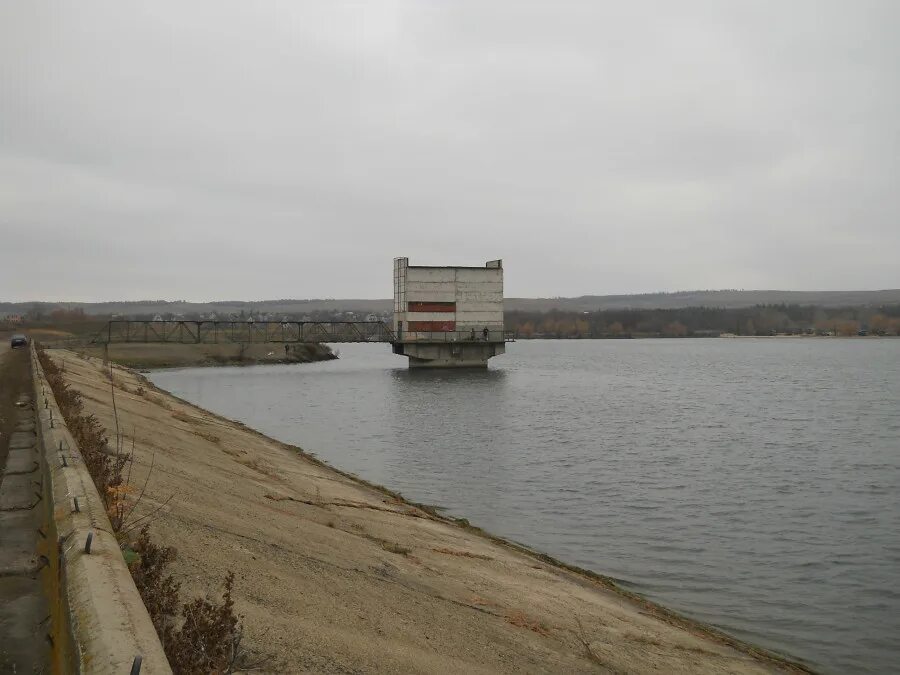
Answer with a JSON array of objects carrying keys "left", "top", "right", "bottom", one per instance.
[{"left": 32, "top": 345, "right": 171, "bottom": 674}]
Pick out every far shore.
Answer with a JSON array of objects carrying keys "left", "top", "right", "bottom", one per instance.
[
  {"left": 65, "top": 341, "right": 336, "bottom": 369},
  {"left": 512, "top": 333, "right": 896, "bottom": 340}
]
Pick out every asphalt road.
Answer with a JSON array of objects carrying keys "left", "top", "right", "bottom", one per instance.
[{"left": 0, "top": 342, "right": 51, "bottom": 673}]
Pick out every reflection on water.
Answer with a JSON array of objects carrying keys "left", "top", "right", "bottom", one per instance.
[
  {"left": 151, "top": 339, "right": 900, "bottom": 674},
  {"left": 390, "top": 367, "right": 508, "bottom": 384}
]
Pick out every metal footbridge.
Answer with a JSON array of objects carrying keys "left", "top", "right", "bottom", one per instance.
[{"left": 92, "top": 320, "right": 396, "bottom": 344}]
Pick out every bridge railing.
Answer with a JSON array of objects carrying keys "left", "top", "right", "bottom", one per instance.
[
  {"left": 93, "top": 320, "right": 396, "bottom": 344},
  {"left": 394, "top": 329, "right": 514, "bottom": 343}
]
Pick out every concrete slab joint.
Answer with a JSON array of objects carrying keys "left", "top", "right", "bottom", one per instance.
[{"left": 29, "top": 344, "right": 172, "bottom": 674}]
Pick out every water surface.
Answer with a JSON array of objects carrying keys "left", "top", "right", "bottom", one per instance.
[{"left": 151, "top": 339, "right": 900, "bottom": 673}]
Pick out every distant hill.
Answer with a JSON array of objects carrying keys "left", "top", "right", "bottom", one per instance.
[
  {"left": 505, "top": 289, "right": 900, "bottom": 312},
  {"left": 2, "top": 289, "right": 899, "bottom": 317}
]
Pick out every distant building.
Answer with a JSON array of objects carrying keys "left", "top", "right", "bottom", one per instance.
[
  {"left": 2, "top": 314, "right": 23, "bottom": 324},
  {"left": 391, "top": 257, "right": 505, "bottom": 368}
]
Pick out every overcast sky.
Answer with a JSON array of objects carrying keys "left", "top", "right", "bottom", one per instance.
[{"left": 1, "top": 1, "right": 898, "bottom": 302}]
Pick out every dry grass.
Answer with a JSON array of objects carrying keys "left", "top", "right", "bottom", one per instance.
[
  {"left": 77, "top": 342, "right": 335, "bottom": 369},
  {"left": 170, "top": 409, "right": 223, "bottom": 444},
  {"left": 172, "top": 410, "right": 196, "bottom": 424},
  {"left": 381, "top": 541, "right": 412, "bottom": 556},
  {"left": 505, "top": 610, "right": 552, "bottom": 637},
  {"left": 674, "top": 643, "right": 720, "bottom": 656},
  {"left": 627, "top": 632, "right": 663, "bottom": 647},
  {"left": 143, "top": 392, "right": 172, "bottom": 410},
  {"left": 38, "top": 346, "right": 131, "bottom": 531},
  {"left": 39, "top": 347, "right": 248, "bottom": 672},
  {"left": 129, "top": 526, "right": 247, "bottom": 672},
  {"left": 574, "top": 617, "right": 609, "bottom": 668},
  {"left": 432, "top": 547, "right": 493, "bottom": 560},
  {"left": 192, "top": 430, "right": 221, "bottom": 444}
]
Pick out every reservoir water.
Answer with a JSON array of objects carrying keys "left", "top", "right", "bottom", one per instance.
[{"left": 150, "top": 339, "right": 900, "bottom": 673}]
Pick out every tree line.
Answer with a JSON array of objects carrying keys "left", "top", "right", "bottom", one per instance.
[
  {"left": 11, "top": 301, "right": 900, "bottom": 339},
  {"left": 506, "top": 304, "right": 900, "bottom": 338}
]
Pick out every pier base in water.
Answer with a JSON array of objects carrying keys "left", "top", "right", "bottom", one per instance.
[{"left": 392, "top": 341, "right": 505, "bottom": 368}]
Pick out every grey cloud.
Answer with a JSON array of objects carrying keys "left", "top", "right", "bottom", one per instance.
[{"left": 1, "top": 1, "right": 898, "bottom": 301}]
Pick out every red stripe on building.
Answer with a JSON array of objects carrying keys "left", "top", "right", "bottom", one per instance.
[
  {"left": 408, "top": 301, "right": 456, "bottom": 313},
  {"left": 408, "top": 320, "right": 456, "bottom": 332}
]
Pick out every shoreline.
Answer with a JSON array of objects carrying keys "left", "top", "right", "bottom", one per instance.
[
  {"left": 71, "top": 341, "right": 337, "bottom": 370},
  {"left": 50, "top": 347, "right": 815, "bottom": 673},
  {"left": 512, "top": 334, "right": 896, "bottom": 340},
  {"left": 145, "top": 372, "right": 813, "bottom": 673}
]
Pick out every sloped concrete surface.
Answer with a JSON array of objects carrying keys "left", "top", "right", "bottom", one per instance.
[
  {"left": 0, "top": 510, "right": 40, "bottom": 576},
  {"left": 4, "top": 447, "right": 39, "bottom": 475}
]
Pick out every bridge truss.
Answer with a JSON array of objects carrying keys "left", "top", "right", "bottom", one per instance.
[{"left": 93, "top": 320, "right": 396, "bottom": 345}]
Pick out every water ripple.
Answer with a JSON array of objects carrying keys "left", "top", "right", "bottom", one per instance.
[{"left": 152, "top": 338, "right": 900, "bottom": 675}]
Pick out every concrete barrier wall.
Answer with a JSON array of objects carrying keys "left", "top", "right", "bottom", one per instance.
[{"left": 31, "top": 345, "right": 171, "bottom": 674}]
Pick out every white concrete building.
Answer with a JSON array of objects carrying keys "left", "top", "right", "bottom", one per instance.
[{"left": 392, "top": 257, "right": 506, "bottom": 368}]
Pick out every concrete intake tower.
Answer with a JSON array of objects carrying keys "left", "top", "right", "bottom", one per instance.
[{"left": 391, "top": 257, "right": 506, "bottom": 368}]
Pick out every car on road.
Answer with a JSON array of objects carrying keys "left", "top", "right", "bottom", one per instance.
[{"left": 10, "top": 334, "right": 27, "bottom": 348}]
